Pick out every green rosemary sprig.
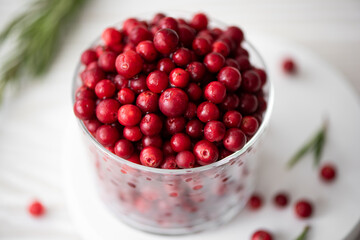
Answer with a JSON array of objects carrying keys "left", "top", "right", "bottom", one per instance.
[
  {"left": 295, "top": 225, "right": 310, "bottom": 240},
  {"left": 0, "top": 0, "right": 87, "bottom": 101},
  {"left": 287, "top": 120, "right": 327, "bottom": 169}
]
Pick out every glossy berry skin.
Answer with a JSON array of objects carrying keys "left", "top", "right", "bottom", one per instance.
[
  {"left": 236, "top": 55, "right": 251, "bottom": 71},
  {"left": 157, "top": 58, "right": 175, "bottom": 74},
  {"left": 140, "top": 146, "right": 163, "bottom": 168},
  {"left": 204, "top": 81, "right": 227, "bottom": 104},
  {"left": 170, "top": 133, "right": 191, "bottom": 152},
  {"left": 197, "top": 101, "right": 220, "bottom": 122},
  {"left": 248, "top": 194, "right": 262, "bottom": 210},
  {"left": 81, "top": 67, "right": 105, "bottom": 89},
  {"left": 204, "top": 52, "right": 225, "bottom": 73},
  {"left": 158, "top": 17, "right": 179, "bottom": 32},
  {"left": 178, "top": 24, "right": 196, "bottom": 48},
  {"left": 75, "top": 86, "right": 96, "bottom": 100},
  {"left": 142, "top": 135, "right": 162, "bottom": 148},
  {"left": 113, "top": 74, "right": 129, "bottom": 90},
  {"left": 185, "top": 102, "right": 197, "bottom": 119},
  {"left": 81, "top": 49, "right": 98, "bottom": 65},
  {"left": 273, "top": 192, "right": 289, "bottom": 208},
  {"left": 217, "top": 66, "right": 241, "bottom": 91},
  {"left": 102, "top": 27, "right": 122, "bottom": 46},
  {"left": 153, "top": 28, "right": 179, "bottom": 55},
  {"left": 95, "top": 79, "right": 116, "bottom": 99},
  {"left": 283, "top": 58, "right": 296, "bottom": 73},
  {"left": 186, "top": 119, "right": 204, "bottom": 139},
  {"left": 96, "top": 125, "right": 120, "bottom": 146},
  {"left": 140, "top": 113, "right": 163, "bottom": 136},
  {"left": 212, "top": 41, "right": 230, "bottom": 57},
  {"left": 193, "top": 140, "right": 219, "bottom": 165},
  {"left": 223, "top": 110, "right": 242, "bottom": 128},
  {"left": 161, "top": 155, "right": 178, "bottom": 169},
  {"left": 118, "top": 104, "right": 142, "bottom": 127},
  {"left": 242, "top": 70, "right": 262, "bottom": 93},
  {"left": 190, "top": 13, "right": 208, "bottom": 31},
  {"left": 114, "top": 139, "right": 134, "bottom": 159},
  {"left": 74, "top": 99, "right": 95, "bottom": 120},
  {"left": 98, "top": 51, "right": 117, "bottom": 72},
  {"left": 176, "top": 151, "right": 195, "bottom": 168},
  {"left": 169, "top": 68, "right": 190, "bottom": 88},
  {"left": 320, "top": 163, "right": 337, "bottom": 182},
  {"left": 223, "top": 128, "right": 247, "bottom": 152},
  {"left": 123, "top": 126, "right": 143, "bottom": 142},
  {"left": 96, "top": 99, "right": 120, "bottom": 124},
  {"left": 136, "top": 91, "right": 159, "bottom": 113},
  {"left": 224, "top": 26, "right": 244, "bottom": 44},
  {"left": 117, "top": 88, "right": 135, "bottom": 104},
  {"left": 159, "top": 88, "right": 189, "bottom": 117},
  {"left": 172, "top": 48, "right": 192, "bottom": 66},
  {"left": 254, "top": 68, "right": 267, "bottom": 86},
  {"left": 84, "top": 119, "right": 102, "bottom": 135},
  {"left": 129, "top": 74, "right": 148, "bottom": 93},
  {"left": 146, "top": 70, "right": 169, "bottom": 93},
  {"left": 239, "top": 93, "right": 258, "bottom": 114},
  {"left": 186, "top": 83, "right": 202, "bottom": 102},
  {"left": 251, "top": 230, "right": 273, "bottom": 240},
  {"left": 192, "top": 37, "right": 211, "bottom": 56},
  {"left": 165, "top": 117, "right": 186, "bottom": 135},
  {"left": 28, "top": 200, "right": 45, "bottom": 217},
  {"left": 163, "top": 141, "right": 176, "bottom": 156},
  {"left": 186, "top": 61, "right": 206, "bottom": 82},
  {"left": 136, "top": 40, "right": 158, "bottom": 62},
  {"left": 204, "top": 121, "right": 226, "bottom": 142},
  {"left": 129, "top": 26, "right": 152, "bottom": 45},
  {"left": 115, "top": 50, "right": 143, "bottom": 78},
  {"left": 221, "top": 93, "right": 240, "bottom": 111},
  {"left": 241, "top": 116, "right": 259, "bottom": 136},
  {"left": 295, "top": 199, "right": 313, "bottom": 219}
]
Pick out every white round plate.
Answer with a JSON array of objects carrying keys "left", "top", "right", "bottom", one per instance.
[{"left": 62, "top": 34, "right": 360, "bottom": 240}]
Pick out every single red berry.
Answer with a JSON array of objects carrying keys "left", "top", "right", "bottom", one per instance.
[
  {"left": 118, "top": 104, "right": 142, "bottom": 127},
  {"left": 136, "top": 40, "right": 158, "bottom": 62},
  {"left": 117, "top": 88, "right": 135, "bottom": 104},
  {"left": 282, "top": 58, "right": 296, "bottom": 73},
  {"left": 146, "top": 70, "right": 169, "bottom": 93},
  {"left": 239, "top": 93, "right": 258, "bottom": 114},
  {"left": 169, "top": 68, "right": 190, "bottom": 88},
  {"left": 84, "top": 119, "right": 102, "bottom": 135},
  {"left": 140, "top": 113, "right": 163, "bottom": 136},
  {"left": 113, "top": 74, "right": 129, "bottom": 90},
  {"left": 242, "top": 70, "right": 262, "bottom": 93},
  {"left": 203, "top": 52, "right": 225, "bottom": 73},
  {"left": 114, "top": 139, "right": 134, "bottom": 159},
  {"left": 122, "top": 18, "right": 142, "bottom": 35},
  {"left": 223, "top": 26, "right": 244, "bottom": 44},
  {"left": 158, "top": 17, "right": 179, "bottom": 32},
  {"left": 176, "top": 151, "right": 195, "bottom": 168},
  {"left": 217, "top": 66, "right": 241, "bottom": 91},
  {"left": 236, "top": 55, "right": 251, "bottom": 71},
  {"left": 223, "top": 110, "right": 242, "bottom": 128},
  {"left": 248, "top": 194, "right": 263, "bottom": 210},
  {"left": 159, "top": 88, "right": 189, "bottom": 117},
  {"left": 96, "top": 125, "right": 120, "bottom": 146},
  {"left": 81, "top": 67, "right": 105, "bottom": 90},
  {"left": 204, "top": 121, "right": 226, "bottom": 142},
  {"left": 225, "top": 58, "right": 240, "bottom": 69},
  {"left": 251, "top": 230, "right": 273, "bottom": 240},
  {"left": 163, "top": 141, "right": 176, "bottom": 156},
  {"left": 75, "top": 86, "right": 96, "bottom": 100},
  {"left": 96, "top": 99, "right": 120, "bottom": 124},
  {"left": 123, "top": 126, "right": 143, "bottom": 142},
  {"left": 102, "top": 27, "right": 122, "bottom": 46},
  {"left": 204, "top": 81, "right": 227, "bottom": 104},
  {"left": 212, "top": 40, "right": 230, "bottom": 57},
  {"left": 241, "top": 116, "right": 259, "bottom": 136},
  {"left": 186, "top": 119, "right": 204, "bottom": 138},
  {"left": 153, "top": 28, "right": 179, "bottom": 55},
  {"left": 186, "top": 82, "right": 202, "bottom": 101},
  {"left": 140, "top": 146, "right": 163, "bottom": 168},
  {"left": 81, "top": 49, "right": 98, "bottom": 65},
  {"left": 28, "top": 200, "right": 45, "bottom": 217},
  {"left": 115, "top": 50, "right": 143, "bottom": 78},
  {"left": 172, "top": 48, "right": 192, "bottom": 66},
  {"left": 273, "top": 192, "right": 289, "bottom": 208},
  {"left": 74, "top": 99, "right": 95, "bottom": 120},
  {"left": 192, "top": 37, "right": 211, "bottom": 56},
  {"left": 186, "top": 61, "right": 206, "bottom": 82},
  {"left": 320, "top": 163, "right": 337, "bottom": 182},
  {"left": 98, "top": 51, "right": 117, "bottom": 72},
  {"left": 193, "top": 140, "right": 219, "bottom": 165},
  {"left": 129, "top": 74, "right": 148, "bottom": 94},
  {"left": 165, "top": 117, "right": 186, "bottom": 135},
  {"left": 136, "top": 91, "right": 159, "bottom": 113},
  {"left": 157, "top": 58, "right": 175, "bottom": 74},
  {"left": 295, "top": 199, "right": 313, "bottom": 219},
  {"left": 161, "top": 155, "right": 178, "bottom": 169},
  {"left": 184, "top": 102, "right": 197, "bottom": 119},
  {"left": 151, "top": 13, "right": 166, "bottom": 25},
  {"left": 129, "top": 26, "right": 152, "bottom": 45},
  {"left": 197, "top": 101, "right": 220, "bottom": 122},
  {"left": 142, "top": 135, "right": 162, "bottom": 148},
  {"left": 220, "top": 93, "right": 240, "bottom": 111},
  {"left": 170, "top": 133, "right": 191, "bottom": 152},
  {"left": 95, "top": 79, "right": 116, "bottom": 99},
  {"left": 254, "top": 68, "right": 267, "bottom": 86},
  {"left": 223, "top": 128, "right": 247, "bottom": 152},
  {"left": 190, "top": 13, "right": 208, "bottom": 31},
  {"left": 178, "top": 24, "right": 196, "bottom": 48}
]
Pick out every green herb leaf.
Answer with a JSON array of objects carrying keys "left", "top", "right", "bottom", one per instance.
[
  {"left": 287, "top": 121, "right": 328, "bottom": 169},
  {"left": 295, "top": 225, "right": 310, "bottom": 240},
  {"left": 0, "top": 0, "right": 87, "bottom": 102}
]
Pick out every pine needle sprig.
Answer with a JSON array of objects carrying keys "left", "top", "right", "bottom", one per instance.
[
  {"left": 0, "top": 0, "right": 87, "bottom": 101},
  {"left": 295, "top": 225, "right": 310, "bottom": 240}
]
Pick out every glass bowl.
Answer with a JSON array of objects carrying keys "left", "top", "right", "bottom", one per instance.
[{"left": 72, "top": 12, "right": 274, "bottom": 235}]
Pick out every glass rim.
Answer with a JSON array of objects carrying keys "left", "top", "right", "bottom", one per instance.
[{"left": 71, "top": 14, "right": 274, "bottom": 175}]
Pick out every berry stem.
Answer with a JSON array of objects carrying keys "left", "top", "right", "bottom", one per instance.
[{"left": 295, "top": 225, "right": 310, "bottom": 240}]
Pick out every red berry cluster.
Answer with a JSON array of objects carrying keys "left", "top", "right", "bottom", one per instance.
[{"left": 74, "top": 12, "right": 267, "bottom": 169}]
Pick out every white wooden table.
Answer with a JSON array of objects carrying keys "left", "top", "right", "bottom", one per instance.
[{"left": 0, "top": 0, "right": 359, "bottom": 239}]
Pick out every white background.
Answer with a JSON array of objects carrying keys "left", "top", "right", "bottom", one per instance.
[{"left": 0, "top": 0, "right": 359, "bottom": 239}]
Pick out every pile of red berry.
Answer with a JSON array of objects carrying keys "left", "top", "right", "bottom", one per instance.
[{"left": 74, "top": 12, "right": 267, "bottom": 169}]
